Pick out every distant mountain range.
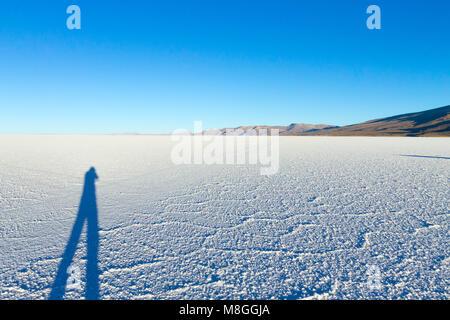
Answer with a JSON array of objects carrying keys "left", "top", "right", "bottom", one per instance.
[
  {"left": 204, "top": 105, "right": 449, "bottom": 137},
  {"left": 203, "top": 124, "right": 337, "bottom": 135}
]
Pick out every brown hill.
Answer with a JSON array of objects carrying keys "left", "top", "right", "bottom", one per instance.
[{"left": 301, "top": 105, "right": 450, "bottom": 137}]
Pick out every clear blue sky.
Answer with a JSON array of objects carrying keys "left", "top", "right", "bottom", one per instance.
[{"left": 1, "top": 0, "right": 449, "bottom": 134}]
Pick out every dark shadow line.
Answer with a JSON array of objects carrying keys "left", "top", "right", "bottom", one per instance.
[
  {"left": 49, "top": 167, "right": 99, "bottom": 300},
  {"left": 399, "top": 154, "right": 450, "bottom": 160}
]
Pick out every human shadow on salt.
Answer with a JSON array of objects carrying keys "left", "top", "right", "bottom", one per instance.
[
  {"left": 399, "top": 154, "right": 450, "bottom": 160},
  {"left": 49, "top": 167, "right": 100, "bottom": 300}
]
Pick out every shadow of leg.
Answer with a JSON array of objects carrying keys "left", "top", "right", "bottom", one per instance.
[
  {"left": 48, "top": 207, "right": 86, "bottom": 300},
  {"left": 85, "top": 173, "right": 99, "bottom": 300}
]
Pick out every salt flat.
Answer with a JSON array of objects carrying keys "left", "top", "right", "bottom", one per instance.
[{"left": 0, "top": 136, "right": 448, "bottom": 299}]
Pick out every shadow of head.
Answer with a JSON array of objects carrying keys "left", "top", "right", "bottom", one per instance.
[{"left": 85, "top": 167, "right": 99, "bottom": 183}]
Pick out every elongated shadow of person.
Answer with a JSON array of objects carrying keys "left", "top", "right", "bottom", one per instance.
[
  {"left": 399, "top": 154, "right": 450, "bottom": 160},
  {"left": 49, "top": 167, "right": 100, "bottom": 300}
]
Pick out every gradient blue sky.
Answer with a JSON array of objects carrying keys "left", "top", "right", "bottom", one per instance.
[{"left": 1, "top": 0, "right": 449, "bottom": 134}]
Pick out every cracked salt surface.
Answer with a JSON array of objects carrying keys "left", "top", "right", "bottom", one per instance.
[{"left": 0, "top": 136, "right": 448, "bottom": 299}]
